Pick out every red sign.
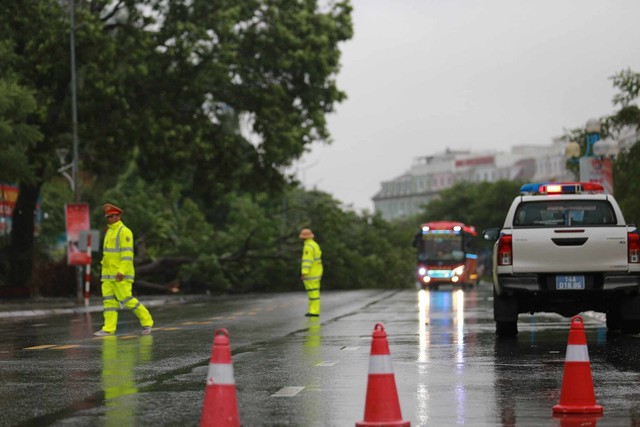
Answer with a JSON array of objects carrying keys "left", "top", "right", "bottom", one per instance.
[
  {"left": 65, "top": 203, "right": 91, "bottom": 266},
  {"left": 455, "top": 156, "right": 495, "bottom": 168}
]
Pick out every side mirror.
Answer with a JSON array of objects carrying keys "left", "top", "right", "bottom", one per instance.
[{"left": 482, "top": 227, "right": 500, "bottom": 241}]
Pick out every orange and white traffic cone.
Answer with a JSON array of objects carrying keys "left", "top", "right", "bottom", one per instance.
[
  {"left": 356, "top": 323, "right": 410, "bottom": 427},
  {"left": 552, "top": 316, "right": 603, "bottom": 415},
  {"left": 200, "top": 328, "right": 241, "bottom": 427}
]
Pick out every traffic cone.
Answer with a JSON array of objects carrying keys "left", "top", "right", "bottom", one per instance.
[
  {"left": 552, "top": 316, "right": 603, "bottom": 415},
  {"left": 356, "top": 323, "right": 410, "bottom": 427},
  {"left": 200, "top": 328, "right": 240, "bottom": 427}
]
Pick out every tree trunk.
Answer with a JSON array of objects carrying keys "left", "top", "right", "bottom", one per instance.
[{"left": 8, "top": 181, "right": 41, "bottom": 291}]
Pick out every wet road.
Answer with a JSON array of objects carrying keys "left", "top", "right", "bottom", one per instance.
[{"left": 1, "top": 285, "right": 640, "bottom": 426}]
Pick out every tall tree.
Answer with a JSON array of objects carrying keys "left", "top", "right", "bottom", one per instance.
[
  {"left": 0, "top": 0, "right": 353, "bottom": 289},
  {"left": 609, "top": 69, "right": 640, "bottom": 225}
]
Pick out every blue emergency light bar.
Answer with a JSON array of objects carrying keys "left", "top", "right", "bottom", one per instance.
[
  {"left": 520, "top": 182, "right": 605, "bottom": 195},
  {"left": 519, "top": 183, "right": 546, "bottom": 194}
]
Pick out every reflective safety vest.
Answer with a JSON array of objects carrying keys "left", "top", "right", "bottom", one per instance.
[
  {"left": 101, "top": 220, "right": 135, "bottom": 281},
  {"left": 301, "top": 238, "right": 323, "bottom": 279}
]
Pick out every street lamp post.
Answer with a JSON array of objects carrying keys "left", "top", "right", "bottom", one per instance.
[
  {"left": 584, "top": 118, "right": 602, "bottom": 158},
  {"left": 564, "top": 118, "right": 602, "bottom": 164},
  {"left": 565, "top": 118, "right": 614, "bottom": 193},
  {"left": 56, "top": 148, "right": 74, "bottom": 191},
  {"left": 580, "top": 118, "right": 614, "bottom": 194},
  {"left": 69, "top": 0, "right": 83, "bottom": 303}
]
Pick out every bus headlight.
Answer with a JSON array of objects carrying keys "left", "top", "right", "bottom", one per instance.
[
  {"left": 418, "top": 267, "right": 427, "bottom": 276},
  {"left": 452, "top": 265, "right": 465, "bottom": 276}
]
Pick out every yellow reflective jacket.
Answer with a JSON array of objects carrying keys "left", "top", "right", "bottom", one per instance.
[
  {"left": 101, "top": 220, "right": 135, "bottom": 281},
  {"left": 300, "top": 238, "right": 323, "bottom": 280}
]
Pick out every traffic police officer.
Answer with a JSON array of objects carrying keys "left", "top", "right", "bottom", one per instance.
[
  {"left": 299, "top": 228, "right": 323, "bottom": 317},
  {"left": 94, "top": 203, "right": 154, "bottom": 336}
]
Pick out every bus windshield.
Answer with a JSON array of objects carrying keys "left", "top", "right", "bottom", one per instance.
[{"left": 417, "top": 233, "right": 465, "bottom": 262}]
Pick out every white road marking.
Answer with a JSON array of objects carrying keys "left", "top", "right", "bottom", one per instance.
[{"left": 271, "top": 386, "right": 305, "bottom": 397}]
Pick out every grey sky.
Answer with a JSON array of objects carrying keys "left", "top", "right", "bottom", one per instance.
[{"left": 294, "top": 0, "right": 640, "bottom": 212}]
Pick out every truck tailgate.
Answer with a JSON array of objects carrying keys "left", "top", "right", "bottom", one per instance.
[{"left": 512, "top": 227, "right": 629, "bottom": 273}]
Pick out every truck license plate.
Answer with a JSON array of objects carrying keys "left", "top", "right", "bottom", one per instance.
[{"left": 555, "top": 275, "right": 585, "bottom": 290}]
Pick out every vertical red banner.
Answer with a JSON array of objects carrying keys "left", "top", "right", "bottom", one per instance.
[
  {"left": 65, "top": 203, "right": 91, "bottom": 266},
  {"left": 0, "top": 183, "right": 19, "bottom": 236}
]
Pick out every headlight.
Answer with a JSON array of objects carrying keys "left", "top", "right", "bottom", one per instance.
[
  {"left": 452, "top": 265, "right": 465, "bottom": 276},
  {"left": 418, "top": 267, "right": 427, "bottom": 276}
]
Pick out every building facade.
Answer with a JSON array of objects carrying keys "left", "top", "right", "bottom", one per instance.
[{"left": 372, "top": 142, "right": 569, "bottom": 221}]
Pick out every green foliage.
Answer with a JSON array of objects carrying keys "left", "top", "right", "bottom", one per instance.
[
  {"left": 614, "top": 140, "right": 640, "bottom": 226},
  {"left": 197, "top": 192, "right": 294, "bottom": 293},
  {"left": 0, "top": 0, "right": 355, "bottom": 290},
  {"left": 39, "top": 179, "right": 73, "bottom": 251},
  {"left": 91, "top": 0, "right": 355, "bottom": 201},
  {"left": 171, "top": 188, "right": 415, "bottom": 293},
  {"left": 285, "top": 189, "right": 414, "bottom": 290},
  {"left": 0, "top": 79, "right": 41, "bottom": 183},
  {"left": 606, "top": 69, "right": 640, "bottom": 134},
  {"left": 610, "top": 68, "right": 640, "bottom": 107},
  {"left": 607, "top": 68, "right": 640, "bottom": 226}
]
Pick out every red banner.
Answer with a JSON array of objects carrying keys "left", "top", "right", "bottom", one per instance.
[
  {"left": 65, "top": 203, "right": 91, "bottom": 266},
  {"left": 0, "top": 184, "right": 19, "bottom": 236},
  {"left": 0, "top": 183, "right": 42, "bottom": 236}
]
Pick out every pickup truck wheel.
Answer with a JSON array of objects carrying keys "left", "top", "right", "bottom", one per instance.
[{"left": 496, "top": 321, "right": 518, "bottom": 337}]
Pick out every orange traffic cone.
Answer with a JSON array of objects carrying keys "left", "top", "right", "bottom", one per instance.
[
  {"left": 200, "top": 328, "right": 241, "bottom": 427},
  {"left": 552, "top": 316, "right": 603, "bottom": 415},
  {"left": 356, "top": 323, "right": 410, "bottom": 427}
]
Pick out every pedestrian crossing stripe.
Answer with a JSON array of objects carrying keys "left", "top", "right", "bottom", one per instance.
[{"left": 23, "top": 345, "right": 57, "bottom": 350}]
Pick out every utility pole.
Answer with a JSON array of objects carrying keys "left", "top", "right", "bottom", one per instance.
[{"left": 70, "top": 0, "right": 83, "bottom": 303}]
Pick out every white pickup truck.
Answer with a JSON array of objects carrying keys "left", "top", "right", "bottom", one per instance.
[{"left": 483, "top": 182, "right": 640, "bottom": 337}]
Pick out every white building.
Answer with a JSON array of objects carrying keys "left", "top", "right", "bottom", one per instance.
[{"left": 372, "top": 142, "right": 569, "bottom": 221}]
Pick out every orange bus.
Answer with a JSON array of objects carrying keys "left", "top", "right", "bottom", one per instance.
[{"left": 412, "top": 221, "right": 479, "bottom": 290}]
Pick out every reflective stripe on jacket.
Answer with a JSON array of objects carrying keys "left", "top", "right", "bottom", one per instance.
[
  {"left": 101, "top": 220, "right": 135, "bottom": 281},
  {"left": 300, "top": 238, "right": 323, "bottom": 279}
]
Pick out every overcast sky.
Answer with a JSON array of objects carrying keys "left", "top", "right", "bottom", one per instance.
[{"left": 293, "top": 0, "right": 640, "bottom": 212}]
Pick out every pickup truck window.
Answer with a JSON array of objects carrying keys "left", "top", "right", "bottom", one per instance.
[{"left": 513, "top": 200, "right": 616, "bottom": 227}]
